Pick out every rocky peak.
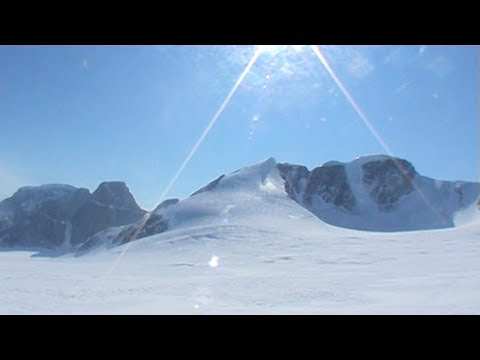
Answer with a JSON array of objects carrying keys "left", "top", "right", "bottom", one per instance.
[
  {"left": 92, "top": 181, "right": 141, "bottom": 210},
  {"left": 277, "top": 162, "right": 356, "bottom": 211},
  {"left": 361, "top": 157, "right": 416, "bottom": 210},
  {"left": 304, "top": 165, "right": 356, "bottom": 210}
]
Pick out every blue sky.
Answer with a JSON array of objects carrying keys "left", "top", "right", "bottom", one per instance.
[{"left": 0, "top": 45, "right": 478, "bottom": 209}]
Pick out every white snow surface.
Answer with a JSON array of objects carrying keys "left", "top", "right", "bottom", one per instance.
[{"left": 1, "top": 158, "right": 479, "bottom": 314}]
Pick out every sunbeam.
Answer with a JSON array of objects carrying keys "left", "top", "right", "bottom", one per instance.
[
  {"left": 157, "top": 47, "right": 262, "bottom": 206},
  {"left": 309, "top": 45, "right": 394, "bottom": 155},
  {"left": 99, "top": 46, "right": 263, "bottom": 284},
  {"left": 101, "top": 44, "right": 450, "bottom": 285},
  {"left": 309, "top": 45, "right": 448, "bottom": 226}
]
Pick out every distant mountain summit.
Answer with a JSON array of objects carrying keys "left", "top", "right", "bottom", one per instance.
[
  {"left": 1, "top": 155, "right": 479, "bottom": 252},
  {"left": 0, "top": 182, "right": 145, "bottom": 249},
  {"left": 276, "top": 155, "right": 479, "bottom": 231}
]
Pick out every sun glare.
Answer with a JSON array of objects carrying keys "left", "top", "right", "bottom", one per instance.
[
  {"left": 256, "top": 45, "right": 306, "bottom": 56},
  {"left": 291, "top": 45, "right": 305, "bottom": 52}
]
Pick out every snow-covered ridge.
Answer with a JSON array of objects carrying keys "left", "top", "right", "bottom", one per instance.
[
  {"left": 1, "top": 157, "right": 479, "bottom": 314},
  {"left": 84, "top": 155, "right": 479, "bottom": 252},
  {"left": 276, "top": 155, "right": 479, "bottom": 231},
  {"left": 1, "top": 155, "right": 479, "bottom": 252}
]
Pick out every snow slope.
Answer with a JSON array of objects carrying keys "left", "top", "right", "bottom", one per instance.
[
  {"left": 0, "top": 213, "right": 478, "bottom": 314},
  {"left": 160, "top": 157, "right": 320, "bottom": 230},
  {"left": 0, "top": 158, "right": 478, "bottom": 314},
  {"left": 77, "top": 157, "right": 326, "bottom": 251},
  {"left": 78, "top": 156, "right": 479, "bottom": 252}
]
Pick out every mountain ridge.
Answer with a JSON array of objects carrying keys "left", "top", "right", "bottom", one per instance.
[{"left": 1, "top": 155, "right": 479, "bottom": 252}]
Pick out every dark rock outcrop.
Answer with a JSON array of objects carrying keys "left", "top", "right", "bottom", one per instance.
[
  {"left": 0, "top": 185, "right": 90, "bottom": 248},
  {"left": 91, "top": 181, "right": 142, "bottom": 210},
  {"left": 362, "top": 158, "right": 416, "bottom": 210},
  {"left": 304, "top": 165, "right": 356, "bottom": 210},
  {"left": 110, "top": 198, "right": 179, "bottom": 247},
  {"left": 277, "top": 156, "right": 479, "bottom": 231},
  {"left": 70, "top": 182, "right": 145, "bottom": 246},
  {"left": 118, "top": 213, "right": 169, "bottom": 245},
  {"left": 0, "top": 182, "right": 145, "bottom": 249},
  {"left": 77, "top": 211, "right": 170, "bottom": 254},
  {"left": 277, "top": 163, "right": 356, "bottom": 211},
  {"left": 277, "top": 163, "right": 309, "bottom": 201}
]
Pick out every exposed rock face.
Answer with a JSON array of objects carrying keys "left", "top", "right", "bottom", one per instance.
[
  {"left": 277, "top": 158, "right": 419, "bottom": 213},
  {"left": 70, "top": 182, "right": 145, "bottom": 246},
  {"left": 0, "top": 212, "right": 67, "bottom": 248},
  {"left": 115, "top": 198, "right": 180, "bottom": 245},
  {"left": 0, "top": 182, "right": 145, "bottom": 249},
  {"left": 361, "top": 158, "right": 416, "bottom": 210},
  {"left": 304, "top": 165, "right": 356, "bottom": 210},
  {"left": 277, "top": 163, "right": 356, "bottom": 211},
  {"left": 277, "top": 164, "right": 309, "bottom": 201},
  {"left": 91, "top": 182, "right": 142, "bottom": 210},
  {"left": 0, "top": 185, "right": 90, "bottom": 248},
  {"left": 277, "top": 156, "right": 480, "bottom": 231},
  {"left": 75, "top": 198, "right": 179, "bottom": 253},
  {"left": 117, "top": 213, "right": 169, "bottom": 245}
]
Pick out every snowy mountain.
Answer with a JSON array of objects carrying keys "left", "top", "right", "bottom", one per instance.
[
  {"left": 1, "top": 166, "right": 479, "bottom": 314},
  {"left": 78, "top": 155, "right": 479, "bottom": 252},
  {"left": 0, "top": 182, "right": 145, "bottom": 249},
  {"left": 277, "top": 155, "right": 480, "bottom": 231},
  {"left": 1, "top": 155, "right": 479, "bottom": 314},
  {"left": 1, "top": 155, "right": 478, "bottom": 252}
]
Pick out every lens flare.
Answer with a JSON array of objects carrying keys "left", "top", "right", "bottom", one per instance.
[
  {"left": 100, "top": 44, "right": 449, "bottom": 285},
  {"left": 100, "top": 46, "right": 263, "bottom": 283},
  {"left": 309, "top": 45, "right": 448, "bottom": 226},
  {"left": 157, "top": 47, "right": 262, "bottom": 205}
]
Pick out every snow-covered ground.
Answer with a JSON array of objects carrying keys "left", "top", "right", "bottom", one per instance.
[
  {"left": 1, "top": 206, "right": 479, "bottom": 314},
  {"left": 1, "top": 158, "right": 478, "bottom": 314}
]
